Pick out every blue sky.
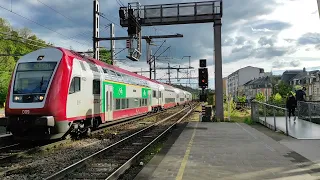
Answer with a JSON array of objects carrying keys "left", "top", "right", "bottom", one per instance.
[{"left": 1, "top": 0, "right": 320, "bottom": 89}]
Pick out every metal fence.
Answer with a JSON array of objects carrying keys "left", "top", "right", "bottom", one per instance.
[
  {"left": 297, "top": 101, "right": 320, "bottom": 124},
  {"left": 251, "top": 100, "right": 320, "bottom": 136},
  {"left": 251, "top": 101, "right": 289, "bottom": 135}
]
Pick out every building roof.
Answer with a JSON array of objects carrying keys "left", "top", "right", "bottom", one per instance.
[
  {"left": 244, "top": 76, "right": 272, "bottom": 88},
  {"left": 227, "top": 66, "right": 264, "bottom": 77}
]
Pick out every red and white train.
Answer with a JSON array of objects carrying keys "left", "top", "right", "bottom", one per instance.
[{"left": 0, "top": 47, "right": 193, "bottom": 140}]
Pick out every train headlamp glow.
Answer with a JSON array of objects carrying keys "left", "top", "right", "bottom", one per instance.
[
  {"left": 14, "top": 95, "right": 21, "bottom": 101},
  {"left": 37, "top": 55, "right": 44, "bottom": 61},
  {"left": 34, "top": 95, "right": 45, "bottom": 102}
]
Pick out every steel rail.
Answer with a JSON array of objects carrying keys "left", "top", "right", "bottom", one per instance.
[
  {"left": 44, "top": 105, "right": 194, "bottom": 180},
  {"left": 106, "top": 104, "right": 197, "bottom": 180}
]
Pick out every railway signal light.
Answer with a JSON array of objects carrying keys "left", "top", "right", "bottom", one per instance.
[
  {"left": 198, "top": 68, "right": 208, "bottom": 87},
  {"left": 199, "top": 59, "right": 206, "bottom": 67}
]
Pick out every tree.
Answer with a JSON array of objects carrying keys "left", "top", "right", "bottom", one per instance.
[
  {"left": 99, "top": 48, "right": 112, "bottom": 64},
  {"left": 0, "top": 17, "right": 50, "bottom": 107},
  {"left": 274, "top": 81, "right": 292, "bottom": 98},
  {"left": 255, "top": 92, "right": 265, "bottom": 102},
  {"left": 273, "top": 93, "right": 283, "bottom": 104},
  {"left": 237, "top": 95, "right": 246, "bottom": 103}
]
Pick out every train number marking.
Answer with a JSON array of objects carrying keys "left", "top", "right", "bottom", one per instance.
[{"left": 22, "top": 110, "right": 30, "bottom": 114}]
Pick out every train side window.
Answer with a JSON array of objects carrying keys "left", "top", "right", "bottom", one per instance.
[
  {"left": 153, "top": 90, "right": 156, "bottom": 98},
  {"left": 116, "top": 99, "right": 121, "bottom": 110},
  {"left": 69, "top": 77, "right": 81, "bottom": 94},
  {"left": 121, "top": 99, "right": 126, "bottom": 109},
  {"left": 79, "top": 61, "right": 86, "bottom": 71},
  {"left": 126, "top": 99, "right": 129, "bottom": 108},
  {"left": 93, "top": 80, "right": 100, "bottom": 95}
]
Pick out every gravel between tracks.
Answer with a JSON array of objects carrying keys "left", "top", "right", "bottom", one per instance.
[{"left": 1, "top": 107, "right": 184, "bottom": 180}]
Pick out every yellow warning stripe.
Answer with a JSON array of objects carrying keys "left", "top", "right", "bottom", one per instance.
[{"left": 176, "top": 122, "right": 199, "bottom": 180}]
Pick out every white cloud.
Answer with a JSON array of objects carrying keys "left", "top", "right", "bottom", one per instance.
[{"left": 1, "top": 0, "right": 319, "bottom": 90}]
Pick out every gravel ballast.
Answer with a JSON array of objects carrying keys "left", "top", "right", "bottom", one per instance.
[{"left": 0, "top": 107, "right": 184, "bottom": 180}]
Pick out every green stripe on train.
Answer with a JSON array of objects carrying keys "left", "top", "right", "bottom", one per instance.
[{"left": 101, "top": 81, "right": 151, "bottom": 113}]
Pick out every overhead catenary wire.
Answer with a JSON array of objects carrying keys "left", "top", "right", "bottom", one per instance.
[
  {"left": 35, "top": 0, "right": 109, "bottom": 40},
  {"left": 0, "top": 4, "right": 91, "bottom": 48}
]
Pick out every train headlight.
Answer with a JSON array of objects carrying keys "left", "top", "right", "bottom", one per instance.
[
  {"left": 13, "top": 95, "right": 22, "bottom": 102},
  {"left": 34, "top": 95, "right": 45, "bottom": 102}
]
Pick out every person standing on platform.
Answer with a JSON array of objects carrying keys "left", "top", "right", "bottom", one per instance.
[
  {"left": 296, "top": 87, "right": 306, "bottom": 101},
  {"left": 286, "top": 92, "right": 297, "bottom": 121},
  {"left": 295, "top": 87, "right": 306, "bottom": 118}
]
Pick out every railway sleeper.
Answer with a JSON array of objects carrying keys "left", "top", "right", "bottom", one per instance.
[
  {"left": 90, "top": 162, "right": 119, "bottom": 168},
  {"left": 84, "top": 167, "right": 114, "bottom": 173}
]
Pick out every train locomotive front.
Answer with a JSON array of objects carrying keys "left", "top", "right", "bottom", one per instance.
[{"left": 0, "top": 48, "right": 72, "bottom": 140}]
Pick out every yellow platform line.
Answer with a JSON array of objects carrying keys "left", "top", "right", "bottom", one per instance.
[{"left": 176, "top": 122, "right": 199, "bottom": 180}]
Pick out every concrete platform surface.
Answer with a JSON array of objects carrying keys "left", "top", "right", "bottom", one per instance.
[
  {"left": 135, "top": 122, "right": 320, "bottom": 180},
  {"left": 259, "top": 116, "right": 320, "bottom": 139}
]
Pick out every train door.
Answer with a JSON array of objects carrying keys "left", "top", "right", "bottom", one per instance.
[
  {"left": 158, "top": 89, "right": 162, "bottom": 106},
  {"left": 104, "top": 84, "right": 113, "bottom": 121},
  {"left": 148, "top": 90, "right": 152, "bottom": 111}
]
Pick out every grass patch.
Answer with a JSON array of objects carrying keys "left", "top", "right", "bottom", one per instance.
[{"left": 223, "top": 108, "right": 254, "bottom": 124}]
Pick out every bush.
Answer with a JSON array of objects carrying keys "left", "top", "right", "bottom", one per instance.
[
  {"left": 244, "top": 117, "right": 254, "bottom": 125},
  {"left": 255, "top": 92, "right": 265, "bottom": 102},
  {"left": 273, "top": 93, "right": 282, "bottom": 104}
]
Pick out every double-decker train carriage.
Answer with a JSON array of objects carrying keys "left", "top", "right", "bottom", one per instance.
[{"left": 0, "top": 47, "right": 193, "bottom": 140}]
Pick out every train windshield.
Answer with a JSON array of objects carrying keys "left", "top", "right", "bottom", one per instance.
[{"left": 13, "top": 62, "right": 57, "bottom": 94}]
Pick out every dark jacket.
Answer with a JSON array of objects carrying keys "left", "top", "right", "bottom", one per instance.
[
  {"left": 286, "top": 96, "right": 297, "bottom": 108},
  {"left": 296, "top": 89, "right": 306, "bottom": 101}
]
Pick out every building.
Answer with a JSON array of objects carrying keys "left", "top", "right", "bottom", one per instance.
[
  {"left": 243, "top": 76, "right": 273, "bottom": 101},
  {"left": 289, "top": 69, "right": 320, "bottom": 101},
  {"left": 227, "top": 66, "right": 265, "bottom": 98},
  {"left": 222, "top": 77, "right": 227, "bottom": 95},
  {"left": 281, "top": 69, "right": 304, "bottom": 84}
]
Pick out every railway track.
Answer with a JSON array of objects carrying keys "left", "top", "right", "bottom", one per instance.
[
  {"left": 0, "top": 107, "right": 177, "bottom": 161},
  {"left": 45, "top": 103, "right": 197, "bottom": 180},
  {"left": 0, "top": 105, "right": 188, "bottom": 177}
]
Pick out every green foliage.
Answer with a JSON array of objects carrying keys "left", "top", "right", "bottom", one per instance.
[
  {"left": 99, "top": 48, "right": 112, "bottom": 64},
  {"left": 237, "top": 95, "right": 246, "bottom": 103},
  {"left": 255, "top": 92, "right": 265, "bottom": 102},
  {"left": 274, "top": 81, "right": 293, "bottom": 98},
  {"left": 244, "top": 117, "right": 254, "bottom": 125},
  {"left": 223, "top": 98, "right": 236, "bottom": 112},
  {"left": 0, "top": 17, "right": 51, "bottom": 107},
  {"left": 273, "top": 93, "right": 282, "bottom": 104},
  {"left": 207, "top": 92, "right": 214, "bottom": 106}
]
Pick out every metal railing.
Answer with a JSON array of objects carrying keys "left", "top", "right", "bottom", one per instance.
[
  {"left": 297, "top": 101, "right": 320, "bottom": 124},
  {"left": 251, "top": 100, "right": 289, "bottom": 135}
]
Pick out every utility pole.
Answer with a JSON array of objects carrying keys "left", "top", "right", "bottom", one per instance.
[
  {"left": 93, "top": 0, "right": 99, "bottom": 60},
  {"left": 214, "top": 19, "right": 223, "bottom": 121},
  {"left": 154, "top": 55, "right": 156, "bottom": 80},
  {"left": 110, "top": 23, "right": 115, "bottom": 65},
  {"left": 146, "top": 37, "right": 152, "bottom": 79},
  {"left": 318, "top": 0, "right": 320, "bottom": 19},
  {"left": 168, "top": 63, "right": 171, "bottom": 84}
]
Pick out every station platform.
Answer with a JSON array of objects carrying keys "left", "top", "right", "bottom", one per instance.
[
  {"left": 258, "top": 116, "right": 320, "bottom": 139},
  {"left": 135, "top": 122, "right": 320, "bottom": 180}
]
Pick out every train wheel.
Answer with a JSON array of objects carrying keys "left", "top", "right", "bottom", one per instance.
[
  {"left": 86, "top": 127, "right": 92, "bottom": 137},
  {"left": 63, "top": 134, "right": 72, "bottom": 140}
]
